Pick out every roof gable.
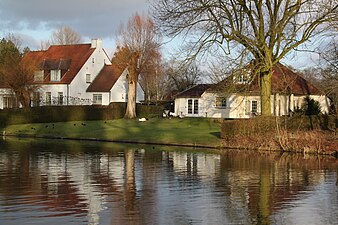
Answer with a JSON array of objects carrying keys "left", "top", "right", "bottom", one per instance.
[
  {"left": 210, "top": 63, "right": 321, "bottom": 95},
  {"left": 175, "top": 84, "right": 214, "bottom": 98},
  {"left": 23, "top": 44, "right": 95, "bottom": 84},
  {"left": 86, "top": 64, "right": 125, "bottom": 92}
]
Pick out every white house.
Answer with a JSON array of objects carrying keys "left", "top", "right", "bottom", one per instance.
[
  {"left": 174, "top": 63, "right": 330, "bottom": 119},
  {"left": 0, "top": 39, "right": 144, "bottom": 109}
]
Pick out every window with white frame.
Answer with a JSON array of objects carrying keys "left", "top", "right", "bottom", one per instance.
[
  {"left": 215, "top": 97, "right": 227, "bottom": 108},
  {"left": 251, "top": 100, "right": 258, "bottom": 113},
  {"left": 187, "top": 99, "right": 198, "bottom": 114},
  {"left": 33, "top": 92, "right": 40, "bottom": 107},
  {"left": 194, "top": 100, "right": 198, "bottom": 114},
  {"left": 234, "top": 69, "right": 251, "bottom": 84},
  {"left": 58, "top": 92, "right": 64, "bottom": 105},
  {"left": 50, "top": 69, "right": 61, "bottom": 81},
  {"left": 86, "top": 74, "right": 91, "bottom": 83},
  {"left": 3, "top": 96, "right": 18, "bottom": 108},
  {"left": 34, "top": 70, "right": 44, "bottom": 82},
  {"left": 93, "top": 94, "right": 102, "bottom": 105},
  {"left": 46, "top": 92, "right": 52, "bottom": 105}
]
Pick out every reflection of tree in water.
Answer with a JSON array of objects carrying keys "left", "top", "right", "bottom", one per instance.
[
  {"left": 1, "top": 139, "right": 338, "bottom": 225},
  {"left": 216, "top": 151, "right": 338, "bottom": 225}
]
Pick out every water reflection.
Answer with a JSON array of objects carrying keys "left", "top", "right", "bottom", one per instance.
[{"left": 0, "top": 138, "right": 337, "bottom": 225}]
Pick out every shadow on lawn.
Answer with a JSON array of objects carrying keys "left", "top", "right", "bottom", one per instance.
[{"left": 210, "top": 132, "right": 221, "bottom": 138}]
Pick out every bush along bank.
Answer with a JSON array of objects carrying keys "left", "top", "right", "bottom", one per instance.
[
  {"left": 0, "top": 103, "right": 165, "bottom": 127},
  {"left": 221, "top": 115, "right": 338, "bottom": 156}
]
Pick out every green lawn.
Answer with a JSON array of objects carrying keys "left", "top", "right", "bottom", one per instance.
[{"left": 2, "top": 118, "right": 222, "bottom": 148}]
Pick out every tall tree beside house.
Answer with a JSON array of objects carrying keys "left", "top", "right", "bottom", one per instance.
[
  {"left": 153, "top": 0, "right": 338, "bottom": 116},
  {"left": 0, "top": 37, "right": 38, "bottom": 107},
  {"left": 116, "top": 13, "right": 161, "bottom": 118},
  {"left": 139, "top": 49, "right": 166, "bottom": 102},
  {"left": 318, "top": 39, "right": 338, "bottom": 114},
  {"left": 164, "top": 59, "right": 202, "bottom": 93}
]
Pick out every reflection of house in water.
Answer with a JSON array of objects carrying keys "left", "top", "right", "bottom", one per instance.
[
  {"left": 1, "top": 144, "right": 337, "bottom": 225},
  {"left": 163, "top": 151, "right": 221, "bottom": 179}
]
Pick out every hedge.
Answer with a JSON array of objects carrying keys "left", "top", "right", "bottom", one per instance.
[{"left": 0, "top": 102, "right": 165, "bottom": 127}]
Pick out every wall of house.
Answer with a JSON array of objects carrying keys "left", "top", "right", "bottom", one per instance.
[
  {"left": 272, "top": 94, "right": 330, "bottom": 116},
  {"left": 68, "top": 42, "right": 111, "bottom": 103},
  {"left": 109, "top": 69, "right": 145, "bottom": 103},
  {"left": 38, "top": 84, "right": 70, "bottom": 105},
  {"left": 175, "top": 93, "right": 331, "bottom": 119}
]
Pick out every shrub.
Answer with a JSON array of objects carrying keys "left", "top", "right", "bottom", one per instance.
[{"left": 303, "top": 96, "right": 322, "bottom": 116}]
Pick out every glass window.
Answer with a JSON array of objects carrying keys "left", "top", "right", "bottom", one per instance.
[
  {"left": 194, "top": 100, "right": 198, "bottom": 114},
  {"left": 251, "top": 100, "right": 258, "bottom": 113},
  {"left": 50, "top": 70, "right": 61, "bottom": 82},
  {"left": 3, "top": 96, "right": 18, "bottom": 108},
  {"left": 33, "top": 92, "right": 40, "bottom": 107},
  {"left": 58, "top": 92, "right": 63, "bottom": 105},
  {"left": 93, "top": 94, "right": 102, "bottom": 105},
  {"left": 216, "top": 97, "right": 227, "bottom": 108},
  {"left": 188, "top": 99, "right": 193, "bottom": 114},
  {"left": 86, "top": 74, "right": 91, "bottom": 83},
  {"left": 46, "top": 92, "right": 52, "bottom": 105},
  {"left": 188, "top": 99, "right": 198, "bottom": 114}
]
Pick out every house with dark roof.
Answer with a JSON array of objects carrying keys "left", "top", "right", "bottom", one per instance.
[
  {"left": 174, "top": 63, "right": 330, "bottom": 118},
  {"left": 0, "top": 39, "right": 144, "bottom": 109}
]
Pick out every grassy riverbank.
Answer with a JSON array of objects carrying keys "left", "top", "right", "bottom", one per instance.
[{"left": 1, "top": 118, "right": 222, "bottom": 148}]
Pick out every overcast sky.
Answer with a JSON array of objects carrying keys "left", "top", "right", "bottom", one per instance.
[
  {"left": 0, "top": 0, "right": 150, "bottom": 52},
  {"left": 0, "top": 0, "right": 323, "bottom": 69}
]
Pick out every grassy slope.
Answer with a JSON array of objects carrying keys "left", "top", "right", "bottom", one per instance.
[{"left": 2, "top": 118, "right": 222, "bottom": 147}]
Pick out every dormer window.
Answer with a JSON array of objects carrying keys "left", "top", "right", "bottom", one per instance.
[
  {"left": 50, "top": 69, "right": 61, "bottom": 82},
  {"left": 234, "top": 69, "right": 251, "bottom": 84},
  {"left": 34, "top": 70, "right": 44, "bottom": 82}
]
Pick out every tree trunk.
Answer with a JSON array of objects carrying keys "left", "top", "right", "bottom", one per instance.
[
  {"left": 260, "top": 69, "right": 272, "bottom": 116},
  {"left": 125, "top": 79, "right": 137, "bottom": 118},
  {"left": 124, "top": 52, "right": 139, "bottom": 119}
]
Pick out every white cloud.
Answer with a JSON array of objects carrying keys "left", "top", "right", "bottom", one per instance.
[{"left": 0, "top": 0, "right": 149, "bottom": 49}]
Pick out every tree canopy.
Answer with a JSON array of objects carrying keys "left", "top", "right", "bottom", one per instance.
[
  {"left": 0, "top": 37, "right": 37, "bottom": 107},
  {"left": 153, "top": 0, "right": 338, "bottom": 115},
  {"left": 116, "top": 12, "right": 161, "bottom": 118}
]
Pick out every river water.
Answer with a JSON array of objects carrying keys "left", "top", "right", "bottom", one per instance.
[{"left": 0, "top": 137, "right": 337, "bottom": 225}]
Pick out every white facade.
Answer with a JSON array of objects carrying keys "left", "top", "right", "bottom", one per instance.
[
  {"left": 108, "top": 68, "right": 144, "bottom": 104},
  {"left": 36, "top": 39, "right": 111, "bottom": 107},
  {"left": 0, "top": 39, "right": 145, "bottom": 109},
  {"left": 175, "top": 92, "right": 330, "bottom": 119}
]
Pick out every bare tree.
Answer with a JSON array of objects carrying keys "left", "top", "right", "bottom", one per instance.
[
  {"left": 153, "top": 0, "right": 338, "bottom": 116},
  {"left": 41, "top": 26, "right": 82, "bottom": 49},
  {"left": 318, "top": 40, "right": 338, "bottom": 113},
  {"left": 117, "top": 13, "right": 162, "bottom": 118},
  {"left": 164, "top": 59, "right": 202, "bottom": 93}
]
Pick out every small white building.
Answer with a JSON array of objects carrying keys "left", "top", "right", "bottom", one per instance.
[
  {"left": 174, "top": 63, "right": 330, "bottom": 119},
  {"left": 0, "top": 39, "right": 144, "bottom": 109}
]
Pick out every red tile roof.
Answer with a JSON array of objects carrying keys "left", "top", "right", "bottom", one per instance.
[
  {"left": 209, "top": 63, "right": 322, "bottom": 95},
  {"left": 271, "top": 63, "right": 321, "bottom": 95},
  {"left": 86, "top": 64, "right": 125, "bottom": 92},
  {"left": 23, "top": 44, "right": 95, "bottom": 84}
]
